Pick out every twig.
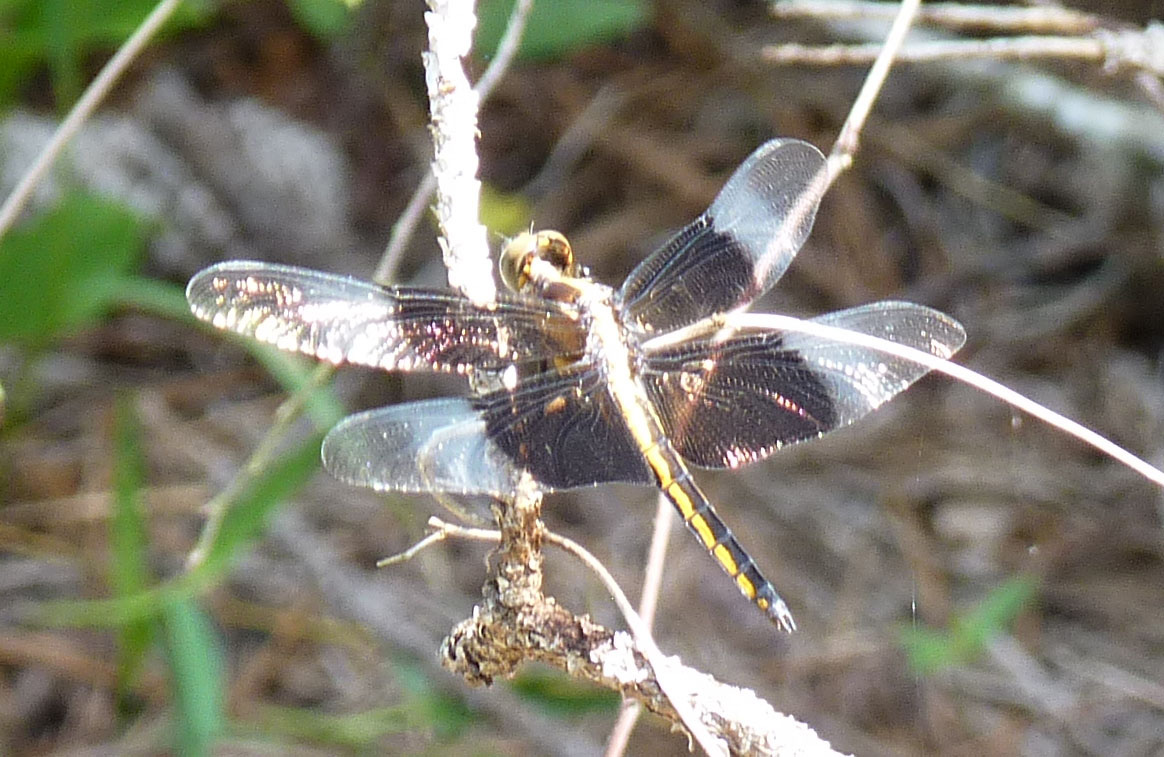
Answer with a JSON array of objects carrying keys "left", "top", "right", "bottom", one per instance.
[
  {"left": 636, "top": 494, "right": 672, "bottom": 630},
  {"left": 375, "top": 522, "right": 452, "bottom": 567},
  {"left": 756, "top": 0, "right": 919, "bottom": 289},
  {"left": 604, "top": 694, "right": 642, "bottom": 757},
  {"left": 422, "top": 0, "right": 494, "bottom": 304},
  {"left": 770, "top": 1, "right": 1099, "bottom": 35},
  {"left": 467, "top": 495, "right": 728, "bottom": 757},
  {"left": 473, "top": 0, "right": 534, "bottom": 103},
  {"left": 605, "top": 493, "right": 673, "bottom": 757},
  {"left": 432, "top": 494, "right": 844, "bottom": 756},
  {"left": 378, "top": 512, "right": 763, "bottom": 756},
  {"left": 0, "top": 0, "right": 185, "bottom": 241},
  {"left": 268, "top": 508, "right": 607, "bottom": 757},
  {"left": 374, "top": 171, "right": 437, "bottom": 286},
  {"left": 828, "top": 0, "right": 921, "bottom": 169},
  {"left": 376, "top": 0, "right": 534, "bottom": 287},
  {"left": 765, "top": 36, "right": 1106, "bottom": 67},
  {"left": 766, "top": 4, "right": 1164, "bottom": 79},
  {"left": 542, "top": 498, "right": 726, "bottom": 757},
  {"left": 767, "top": 7, "right": 1164, "bottom": 157},
  {"left": 523, "top": 83, "right": 629, "bottom": 198}
]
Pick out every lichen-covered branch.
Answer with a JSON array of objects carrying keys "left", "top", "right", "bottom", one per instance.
[
  {"left": 437, "top": 487, "right": 846, "bottom": 756},
  {"left": 421, "top": 0, "right": 495, "bottom": 304}
]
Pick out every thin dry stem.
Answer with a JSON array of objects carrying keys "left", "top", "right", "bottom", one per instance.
[
  {"left": 638, "top": 493, "right": 673, "bottom": 630},
  {"left": 829, "top": 0, "right": 921, "bottom": 163},
  {"left": 757, "top": 0, "right": 918, "bottom": 278},
  {"left": 375, "top": 171, "right": 437, "bottom": 286},
  {"left": 604, "top": 700, "right": 641, "bottom": 757},
  {"left": 766, "top": 4, "right": 1164, "bottom": 78},
  {"left": 770, "top": 1, "right": 1099, "bottom": 35},
  {"left": 375, "top": 523, "right": 451, "bottom": 567},
  {"left": 605, "top": 494, "right": 674, "bottom": 757},
  {"left": 543, "top": 512, "right": 728, "bottom": 757},
  {"left": 413, "top": 513, "right": 731, "bottom": 755},
  {"left": 765, "top": 36, "right": 1106, "bottom": 66},
  {"left": 472, "top": 0, "right": 534, "bottom": 103},
  {"left": 410, "top": 508, "right": 685, "bottom": 757},
  {"left": 185, "top": 363, "right": 335, "bottom": 571}
]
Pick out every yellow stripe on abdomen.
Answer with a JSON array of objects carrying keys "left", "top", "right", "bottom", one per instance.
[
  {"left": 735, "top": 572, "right": 758, "bottom": 599},
  {"left": 661, "top": 477, "right": 718, "bottom": 549},
  {"left": 646, "top": 440, "right": 796, "bottom": 630},
  {"left": 712, "top": 542, "right": 740, "bottom": 576}
]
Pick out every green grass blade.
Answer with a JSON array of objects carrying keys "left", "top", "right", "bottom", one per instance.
[
  {"left": 249, "top": 705, "right": 413, "bottom": 748},
  {"left": 161, "top": 598, "right": 225, "bottom": 757},
  {"left": 187, "top": 433, "right": 324, "bottom": 582},
  {"left": 110, "top": 393, "right": 156, "bottom": 706},
  {"left": 476, "top": 0, "right": 648, "bottom": 61},
  {"left": 901, "top": 575, "right": 1039, "bottom": 674},
  {"left": 0, "top": 191, "right": 146, "bottom": 347},
  {"left": 286, "top": 0, "right": 352, "bottom": 39},
  {"left": 37, "top": 434, "right": 324, "bottom": 628}
]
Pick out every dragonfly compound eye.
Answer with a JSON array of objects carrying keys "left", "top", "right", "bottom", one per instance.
[
  {"left": 499, "top": 230, "right": 575, "bottom": 292},
  {"left": 533, "top": 230, "right": 575, "bottom": 276}
]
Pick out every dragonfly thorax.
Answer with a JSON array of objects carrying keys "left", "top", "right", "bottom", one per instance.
[{"left": 499, "top": 229, "right": 580, "bottom": 294}]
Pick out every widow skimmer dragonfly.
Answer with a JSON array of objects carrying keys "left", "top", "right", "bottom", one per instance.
[{"left": 186, "top": 138, "right": 965, "bottom": 631}]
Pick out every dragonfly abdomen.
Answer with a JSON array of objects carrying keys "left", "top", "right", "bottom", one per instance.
[{"left": 648, "top": 440, "right": 796, "bottom": 632}]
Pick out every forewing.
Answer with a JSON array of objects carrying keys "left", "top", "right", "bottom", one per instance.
[
  {"left": 641, "top": 301, "right": 966, "bottom": 469},
  {"left": 186, "top": 261, "right": 583, "bottom": 374},
  {"left": 618, "top": 139, "right": 825, "bottom": 335}
]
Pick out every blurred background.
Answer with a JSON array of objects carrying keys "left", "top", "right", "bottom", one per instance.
[{"left": 1, "top": 0, "right": 1163, "bottom": 754}]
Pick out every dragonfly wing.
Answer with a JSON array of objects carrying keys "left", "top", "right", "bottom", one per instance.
[
  {"left": 322, "top": 398, "right": 525, "bottom": 496},
  {"left": 187, "top": 261, "right": 583, "bottom": 374},
  {"left": 617, "top": 139, "right": 825, "bottom": 335},
  {"left": 474, "top": 365, "right": 655, "bottom": 491},
  {"left": 323, "top": 366, "right": 654, "bottom": 496},
  {"left": 641, "top": 301, "right": 967, "bottom": 469}
]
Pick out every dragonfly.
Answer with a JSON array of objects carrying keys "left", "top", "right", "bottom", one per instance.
[{"left": 186, "top": 138, "right": 966, "bottom": 631}]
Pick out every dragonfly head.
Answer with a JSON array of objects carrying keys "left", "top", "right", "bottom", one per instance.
[{"left": 499, "top": 229, "right": 578, "bottom": 293}]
